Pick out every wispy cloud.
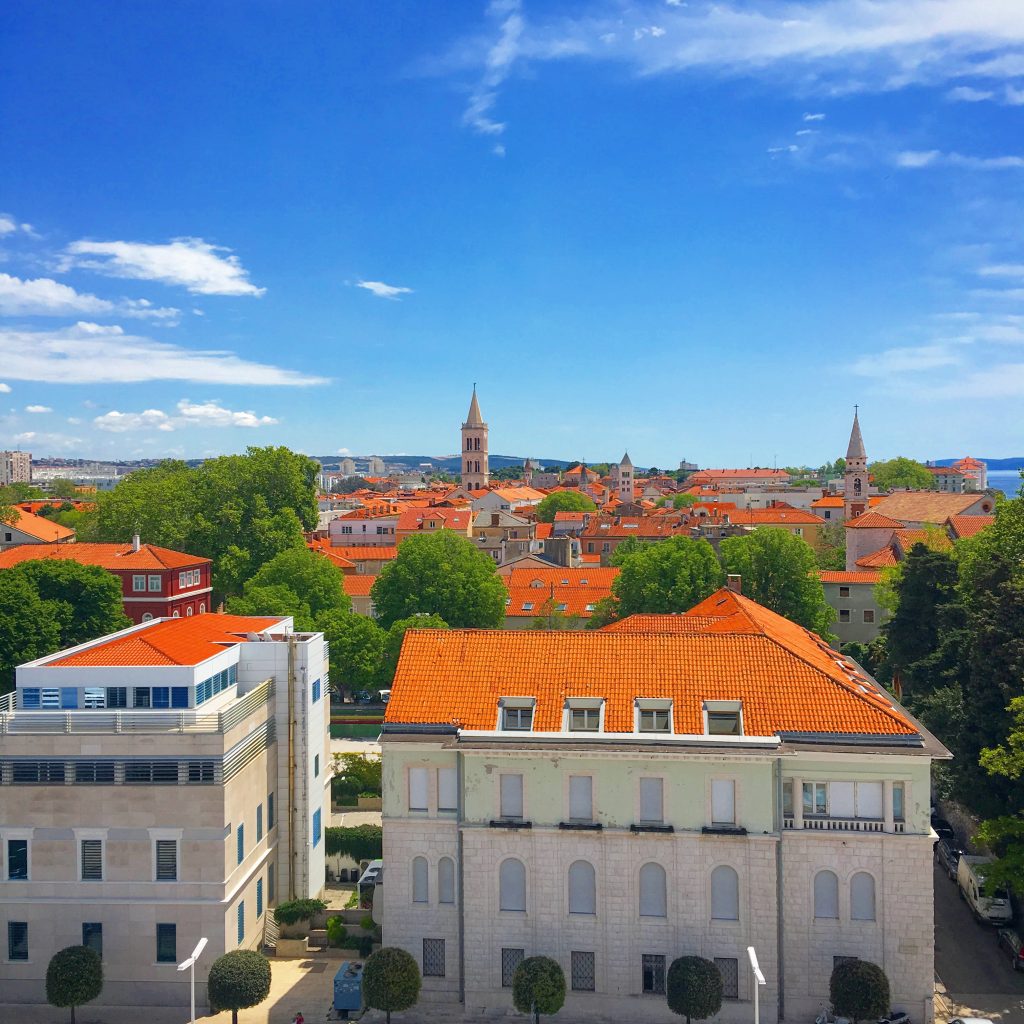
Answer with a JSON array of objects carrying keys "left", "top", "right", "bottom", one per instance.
[
  {"left": 978, "top": 264, "right": 1024, "bottom": 279},
  {"left": 896, "top": 149, "right": 1024, "bottom": 169},
  {"left": 0, "top": 383, "right": 11, "bottom": 394},
  {"left": 25, "top": 404, "right": 52, "bottom": 414},
  {"left": 60, "top": 237, "right": 265, "bottom": 296},
  {"left": 803, "top": 112, "right": 826, "bottom": 121},
  {"left": 12, "top": 431, "right": 81, "bottom": 451},
  {"left": 462, "top": 0, "right": 524, "bottom": 137},
  {"left": 946, "top": 85, "right": 995, "bottom": 102},
  {"left": 0, "top": 273, "right": 179, "bottom": 321},
  {"left": 355, "top": 280, "right": 413, "bottom": 300},
  {"left": 0, "top": 322, "right": 327, "bottom": 386},
  {"left": 0, "top": 214, "right": 35, "bottom": 237},
  {"left": 850, "top": 344, "right": 963, "bottom": 377},
  {"left": 94, "top": 399, "right": 278, "bottom": 433}
]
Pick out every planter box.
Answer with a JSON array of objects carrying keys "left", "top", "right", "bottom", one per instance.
[
  {"left": 275, "top": 938, "right": 310, "bottom": 958},
  {"left": 357, "top": 796, "right": 382, "bottom": 810}
]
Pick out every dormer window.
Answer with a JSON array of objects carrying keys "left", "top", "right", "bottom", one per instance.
[
  {"left": 500, "top": 698, "right": 536, "bottom": 731},
  {"left": 703, "top": 700, "right": 743, "bottom": 736},
  {"left": 565, "top": 698, "right": 603, "bottom": 732},
  {"left": 636, "top": 699, "right": 673, "bottom": 734}
]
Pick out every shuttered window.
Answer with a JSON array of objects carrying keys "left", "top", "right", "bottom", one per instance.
[
  {"left": 569, "top": 776, "right": 592, "bottom": 821},
  {"left": 237, "top": 824, "right": 245, "bottom": 864},
  {"left": 711, "top": 779, "right": 735, "bottom": 824},
  {"left": 80, "top": 839, "right": 103, "bottom": 880},
  {"left": 412, "top": 857, "right": 429, "bottom": 903},
  {"left": 256, "top": 804, "right": 264, "bottom": 842},
  {"left": 500, "top": 774, "right": 523, "bottom": 819},
  {"left": 568, "top": 860, "right": 596, "bottom": 915},
  {"left": 499, "top": 858, "right": 526, "bottom": 911},
  {"left": 438, "top": 857, "right": 455, "bottom": 904},
  {"left": 156, "top": 840, "right": 177, "bottom": 881},
  {"left": 409, "top": 767, "right": 429, "bottom": 811},
  {"left": 438, "top": 767, "right": 457, "bottom": 811},
  {"left": 711, "top": 866, "right": 739, "bottom": 921},
  {"left": 256, "top": 878, "right": 264, "bottom": 919},
  {"left": 639, "top": 778, "right": 663, "bottom": 823},
  {"left": 851, "top": 872, "right": 876, "bottom": 920},
  {"left": 639, "top": 863, "right": 667, "bottom": 917},
  {"left": 814, "top": 870, "right": 839, "bottom": 919},
  {"left": 237, "top": 902, "right": 245, "bottom": 945}
]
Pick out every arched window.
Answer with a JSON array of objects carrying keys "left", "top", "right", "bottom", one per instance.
[
  {"left": 814, "top": 870, "right": 839, "bottom": 919},
  {"left": 499, "top": 858, "right": 526, "bottom": 912},
  {"left": 186, "top": 606, "right": 193, "bottom": 617},
  {"left": 639, "top": 863, "right": 667, "bottom": 918},
  {"left": 141, "top": 613, "right": 154, "bottom": 622},
  {"left": 199, "top": 603, "right": 206, "bottom": 614},
  {"left": 438, "top": 857, "right": 455, "bottom": 905},
  {"left": 412, "top": 856, "right": 428, "bottom": 904},
  {"left": 172, "top": 611, "right": 180, "bottom": 618},
  {"left": 850, "top": 872, "right": 876, "bottom": 921},
  {"left": 568, "top": 860, "right": 596, "bottom": 915},
  {"left": 710, "top": 865, "right": 739, "bottom": 921}
]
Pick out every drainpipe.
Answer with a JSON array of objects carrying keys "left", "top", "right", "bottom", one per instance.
[
  {"left": 287, "top": 635, "right": 297, "bottom": 900},
  {"left": 457, "top": 748, "right": 466, "bottom": 1006},
  {"left": 775, "top": 756, "right": 785, "bottom": 1020}
]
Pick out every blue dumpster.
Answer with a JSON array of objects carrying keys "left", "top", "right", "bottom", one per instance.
[{"left": 333, "top": 959, "right": 364, "bottom": 1016}]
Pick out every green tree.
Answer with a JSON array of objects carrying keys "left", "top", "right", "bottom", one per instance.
[
  {"left": 829, "top": 959, "right": 890, "bottom": 1024},
  {"left": 363, "top": 946, "right": 421, "bottom": 1024},
  {"left": 815, "top": 521, "right": 846, "bottom": 571},
  {"left": 611, "top": 536, "right": 724, "bottom": 617},
  {"left": 607, "top": 536, "right": 652, "bottom": 565},
  {"left": 206, "top": 949, "right": 272, "bottom": 1024},
  {"left": 227, "top": 547, "right": 350, "bottom": 628},
  {"left": 529, "top": 598, "right": 584, "bottom": 631},
  {"left": 381, "top": 613, "right": 449, "bottom": 683},
  {"left": 0, "top": 562, "right": 130, "bottom": 694},
  {"left": 371, "top": 532, "right": 505, "bottom": 628},
  {"left": 49, "top": 478, "right": 80, "bottom": 499},
  {"left": 46, "top": 945, "right": 103, "bottom": 1024},
  {"left": 719, "top": 527, "right": 835, "bottom": 638},
  {"left": 535, "top": 491, "right": 597, "bottom": 523},
  {"left": 585, "top": 596, "right": 621, "bottom": 630},
  {"left": 666, "top": 956, "right": 723, "bottom": 1024},
  {"left": 869, "top": 456, "right": 934, "bottom": 491},
  {"left": 320, "top": 612, "right": 386, "bottom": 695},
  {"left": 512, "top": 955, "right": 566, "bottom": 1024},
  {"left": 331, "top": 752, "right": 383, "bottom": 804}
]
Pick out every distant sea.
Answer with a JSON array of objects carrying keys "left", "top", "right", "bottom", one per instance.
[{"left": 988, "top": 470, "right": 1022, "bottom": 498}]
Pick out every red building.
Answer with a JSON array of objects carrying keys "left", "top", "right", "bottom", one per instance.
[{"left": 0, "top": 540, "right": 212, "bottom": 623}]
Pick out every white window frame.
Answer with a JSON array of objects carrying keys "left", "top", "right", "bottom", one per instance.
[
  {"left": 703, "top": 699, "right": 744, "bottom": 737},
  {"left": 148, "top": 575, "right": 162, "bottom": 592},
  {"left": 564, "top": 698, "right": 604, "bottom": 733},
  {"left": 635, "top": 699, "right": 673, "bottom": 734},
  {"left": 408, "top": 767, "right": 429, "bottom": 812},
  {"left": 149, "top": 829, "right": 182, "bottom": 882},
  {"left": 132, "top": 575, "right": 147, "bottom": 593},
  {"left": 499, "top": 697, "right": 536, "bottom": 732},
  {"left": 75, "top": 829, "right": 107, "bottom": 882}
]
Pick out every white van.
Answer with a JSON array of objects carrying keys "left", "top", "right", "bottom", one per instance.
[{"left": 957, "top": 855, "right": 1013, "bottom": 925}]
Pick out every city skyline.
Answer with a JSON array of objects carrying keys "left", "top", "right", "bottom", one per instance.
[{"left": 3, "top": 2, "right": 1024, "bottom": 463}]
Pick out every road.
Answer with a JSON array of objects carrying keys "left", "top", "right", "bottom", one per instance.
[{"left": 934, "top": 859, "right": 1024, "bottom": 1022}]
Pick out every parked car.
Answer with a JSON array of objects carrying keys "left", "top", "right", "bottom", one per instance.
[
  {"left": 997, "top": 928, "right": 1024, "bottom": 971},
  {"left": 957, "top": 855, "right": 1013, "bottom": 925},
  {"left": 936, "top": 837, "right": 965, "bottom": 880},
  {"left": 950, "top": 1018, "right": 994, "bottom": 1024},
  {"left": 932, "top": 816, "right": 956, "bottom": 845}
]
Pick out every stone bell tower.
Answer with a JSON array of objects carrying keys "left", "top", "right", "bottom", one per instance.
[
  {"left": 461, "top": 385, "right": 489, "bottom": 489},
  {"left": 844, "top": 406, "right": 869, "bottom": 521}
]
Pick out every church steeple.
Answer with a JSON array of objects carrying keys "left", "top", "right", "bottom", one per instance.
[
  {"left": 844, "top": 405, "right": 869, "bottom": 523},
  {"left": 460, "top": 385, "right": 489, "bottom": 489},
  {"left": 847, "top": 407, "right": 866, "bottom": 461}
]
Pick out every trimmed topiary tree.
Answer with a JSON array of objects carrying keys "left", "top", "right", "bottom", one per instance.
[
  {"left": 46, "top": 945, "right": 103, "bottom": 1024},
  {"left": 207, "top": 949, "right": 272, "bottom": 1024},
  {"left": 363, "top": 946, "right": 421, "bottom": 1024},
  {"left": 830, "top": 959, "right": 890, "bottom": 1024},
  {"left": 512, "top": 955, "right": 566, "bottom": 1024},
  {"left": 667, "top": 956, "right": 723, "bottom": 1024}
]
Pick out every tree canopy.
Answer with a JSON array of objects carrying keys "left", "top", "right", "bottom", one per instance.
[
  {"left": 829, "top": 960, "right": 890, "bottom": 1024},
  {"left": 535, "top": 491, "right": 597, "bottom": 523},
  {"left": 0, "top": 560, "right": 131, "bottom": 694},
  {"left": 868, "top": 456, "right": 934, "bottom": 491},
  {"left": 207, "top": 949, "right": 272, "bottom": 1024},
  {"left": 512, "top": 955, "right": 566, "bottom": 1024},
  {"left": 666, "top": 956, "right": 723, "bottom": 1024},
  {"left": 370, "top": 532, "right": 505, "bottom": 628},
  {"left": 655, "top": 493, "right": 700, "bottom": 509},
  {"left": 610, "top": 535, "right": 724, "bottom": 617},
  {"left": 46, "top": 945, "right": 103, "bottom": 1024},
  {"left": 363, "top": 947, "right": 421, "bottom": 1024},
  {"left": 320, "top": 612, "right": 386, "bottom": 694},
  {"left": 719, "top": 527, "right": 836, "bottom": 639}
]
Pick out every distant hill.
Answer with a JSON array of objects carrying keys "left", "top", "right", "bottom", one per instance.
[
  {"left": 314, "top": 455, "right": 636, "bottom": 472},
  {"left": 934, "top": 457, "right": 1024, "bottom": 470}
]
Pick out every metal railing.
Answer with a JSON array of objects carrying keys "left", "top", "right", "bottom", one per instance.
[{"left": 0, "top": 679, "right": 273, "bottom": 735}]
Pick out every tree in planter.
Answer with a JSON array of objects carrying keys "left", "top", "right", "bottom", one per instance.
[
  {"left": 829, "top": 959, "right": 890, "bottom": 1024},
  {"left": 667, "top": 955, "right": 723, "bottom": 1024},
  {"left": 512, "top": 955, "right": 566, "bottom": 1024},
  {"left": 363, "top": 946, "right": 421, "bottom": 1024},
  {"left": 46, "top": 945, "right": 103, "bottom": 1024},
  {"left": 207, "top": 949, "right": 272, "bottom": 1024}
]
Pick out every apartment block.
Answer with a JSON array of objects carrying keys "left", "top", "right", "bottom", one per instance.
[
  {"left": 0, "top": 614, "right": 329, "bottom": 1010},
  {"left": 0, "top": 450, "right": 31, "bottom": 486}
]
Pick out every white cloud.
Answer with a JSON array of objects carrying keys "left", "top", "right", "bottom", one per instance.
[
  {"left": 355, "top": 280, "right": 413, "bottom": 300},
  {"left": 1006, "top": 84, "right": 1024, "bottom": 104},
  {"left": 795, "top": 128, "right": 817, "bottom": 136},
  {"left": 803, "top": 113, "right": 826, "bottom": 121},
  {"left": 0, "top": 321, "right": 327, "bottom": 386},
  {"left": 850, "top": 344, "right": 962, "bottom": 376},
  {"left": 978, "top": 263, "right": 1024, "bottom": 279},
  {"left": 896, "top": 149, "right": 1024, "bottom": 169},
  {"left": 61, "top": 237, "right": 265, "bottom": 296},
  {"left": 66, "top": 417, "right": 82, "bottom": 425},
  {"left": 0, "top": 383, "right": 10, "bottom": 393},
  {"left": 492, "top": 143, "right": 507, "bottom": 157},
  {"left": 0, "top": 273, "right": 179, "bottom": 320},
  {"left": 946, "top": 85, "right": 995, "bottom": 101},
  {"left": 896, "top": 149, "right": 940, "bottom": 167},
  {"left": 462, "top": 0, "right": 524, "bottom": 136},
  {"left": 95, "top": 399, "right": 278, "bottom": 433},
  {"left": 12, "top": 430, "right": 81, "bottom": 451},
  {"left": 0, "top": 215, "right": 16, "bottom": 236},
  {"left": 337, "top": 447, "right": 352, "bottom": 455},
  {"left": 25, "top": 405, "right": 51, "bottom": 414},
  {"left": 768, "top": 144, "right": 799, "bottom": 154}
]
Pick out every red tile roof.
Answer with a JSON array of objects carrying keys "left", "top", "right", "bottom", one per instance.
[
  {"left": 844, "top": 511, "right": 904, "bottom": 530},
  {"left": 328, "top": 546, "right": 399, "bottom": 561},
  {"left": 2, "top": 508, "right": 76, "bottom": 543},
  {"left": 341, "top": 575, "right": 377, "bottom": 597},
  {"left": 855, "top": 546, "right": 900, "bottom": 568},
  {"left": 811, "top": 496, "right": 845, "bottom": 508},
  {"left": 388, "top": 589, "right": 916, "bottom": 737},
  {"left": 946, "top": 514, "right": 995, "bottom": 539},
  {"left": 0, "top": 542, "right": 207, "bottom": 571},
  {"left": 725, "top": 508, "right": 825, "bottom": 526},
  {"left": 819, "top": 570, "right": 883, "bottom": 584},
  {"left": 48, "top": 614, "right": 285, "bottom": 667}
]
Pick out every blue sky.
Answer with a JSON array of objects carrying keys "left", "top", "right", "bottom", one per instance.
[{"left": 2, "top": 0, "right": 1024, "bottom": 468}]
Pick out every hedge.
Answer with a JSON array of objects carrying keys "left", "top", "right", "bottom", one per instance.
[
  {"left": 273, "top": 897, "right": 328, "bottom": 926},
  {"left": 325, "top": 824, "right": 383, "bottom": 862}
]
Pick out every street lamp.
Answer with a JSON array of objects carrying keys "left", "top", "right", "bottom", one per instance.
[
  {"left": 747, "top": 946, "right": 766, "bottom": 1024},
  {"left": 177, "top": 936, "right": 208, "bottom": 1024}
]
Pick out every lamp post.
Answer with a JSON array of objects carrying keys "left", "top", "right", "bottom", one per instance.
[
  {"left": 177, "top": 936, "right": 208, "bottom": 1024},
  {"left": 747, "top": 946, "right": 766, "bottom": 1024}
]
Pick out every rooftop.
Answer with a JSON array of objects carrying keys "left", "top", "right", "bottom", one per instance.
[
  {"left": 2, "top": 508, "right": 76, "bottom": 543},
  {"left": 0, "top": 541, "right": 208, "bottom": 572}
]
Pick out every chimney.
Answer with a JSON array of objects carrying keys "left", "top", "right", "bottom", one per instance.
[
  {"left": 131, "top": 533, "right": 141, "bottom": 553},
  {"left": 727, "top": 574, "right": 742, "bottom": 595}
]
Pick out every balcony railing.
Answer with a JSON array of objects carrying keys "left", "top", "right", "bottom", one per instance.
[
  {"left": 784, "top": 815, "right": 905, "bottom": 834},
  {"left": 0, "top": 679, "right": 273, "bottom": 736}
]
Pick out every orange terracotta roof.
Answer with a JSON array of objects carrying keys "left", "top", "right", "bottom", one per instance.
[
  {"left": 504, "top": 567, "right": 619, "bottom": 589},
  {"left": 844, "top": 511, "right": 904, "bottom": 530},
  {"left": 534, "top": 523, "right": 553, "bottom": 540},
  {"left": 48, "top": 614, "right": 284, "bottom": 668},
  {"left": 397, "top": 507, "right": 471, "bottom": 532},
  {"left": 3, "top": 508, "right": 76, "bottom": 543},
  {"left": 872, "top": 492, "right": 991, "bottom": 523},
  {"left": 946, "top": 514, "right": 996, "bottom": 539},
  {"left": 893, "top": 528, "right": 952, "bottom": 552},
  {"left": 389, "top": 588, "right": 916, "bottom": 737},
  {"left": 819, "top": 570, "right": 883, "bottom": 584},
  {"left": 951, "top": 456, "right": 985, "bottom": 470},
  {"left": 811, "top": 496, "right": 845, "bottom": 508},
  {"left": 328, "top": 546, "right": 399, "bottom": 561},
  {"left": 601, "top": 614, "right": 724, "bottom": 634},
  {"left": 0, "top": 542, "right": 208, "bottom": 571},
  {"left": 855, "top": 546, "right": 900, "bottom": 568},
  {"left": 504, "top": 587, "right": 609, "bottom": 618},
  {"left": 341, "top": 575, "right": 377, "bottom": 597},
  {"left": 725, "top": 508, "right": 825, "bottom": 526}
]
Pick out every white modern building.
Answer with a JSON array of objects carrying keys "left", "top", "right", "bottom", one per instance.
[
  {"left": 381, "top": 587, "right": 945, "bottom": 1023},
  {"left": 0, "top": 614, "right": 329, "bottom": 1010},
  {"left": 1, "top": 450, "right": 31, "bottom": 486}
]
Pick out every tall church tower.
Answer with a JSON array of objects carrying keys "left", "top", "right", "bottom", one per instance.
[
  {"left": 844, "top": 407, "right": 869, "bottom": 521},
  {"left": 461, "top": 385, "right": 489, "bottom": 489},
  {"left": 617, "top": 452, "right": 634, "bottom": 504}
]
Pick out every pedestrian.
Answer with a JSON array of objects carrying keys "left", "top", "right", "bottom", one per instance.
[{"left": 293, "top": 1013, "right": 304, "bottom": 1024}]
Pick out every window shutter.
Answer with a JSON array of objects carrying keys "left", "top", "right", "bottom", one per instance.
[
  {"left": 639, "top": 863, "right": 667, "bottom": 917},
  {"left": 412, "top": 857, "right": 428, "bottom": 903},
  {"left": 568, "top": 861, "right": 596, "bottom": 915},
  {"left": 438, "top": 857, "right": 455, "bottom": 904},
  {"left": 710, "top": 865, "right": 739, "bottom": 921},
  {"left": 850, "top": 872, "right": 876, "bottom": 920},
  {"left": 711, "top": 779, "right": 735, "bottom": 824},
  {"left": 409, "top": 767, "right": 429, "bottom": 811},
  {"left": 856, "top": 782, "right": 883, "bottom": 819},
  {"left": 80, "top": 840, "right": 102, "bottom": 880},
  {"left": 814, "top": 870, "right": 839, "bottom": 919},
  {"left": 830, "top": 781, "right": 855, "bottom": 817},
  {"left": 438, "top": 767, "right": 457, "bottom": 811},
  {"left": 500, "top": 774, "right": 523, "bottom": 818},
  {"left": 639, "top": 778, "right": 663, "bottom": 822},
  {"left": 156, "top": 840, "right": 177, "bottom": 881},
  {"left": 569, "top": 776, "right": 592, "bottom": 820},
  {"left": 499, "top": 858, "right": 526, "bottom": 911}
]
